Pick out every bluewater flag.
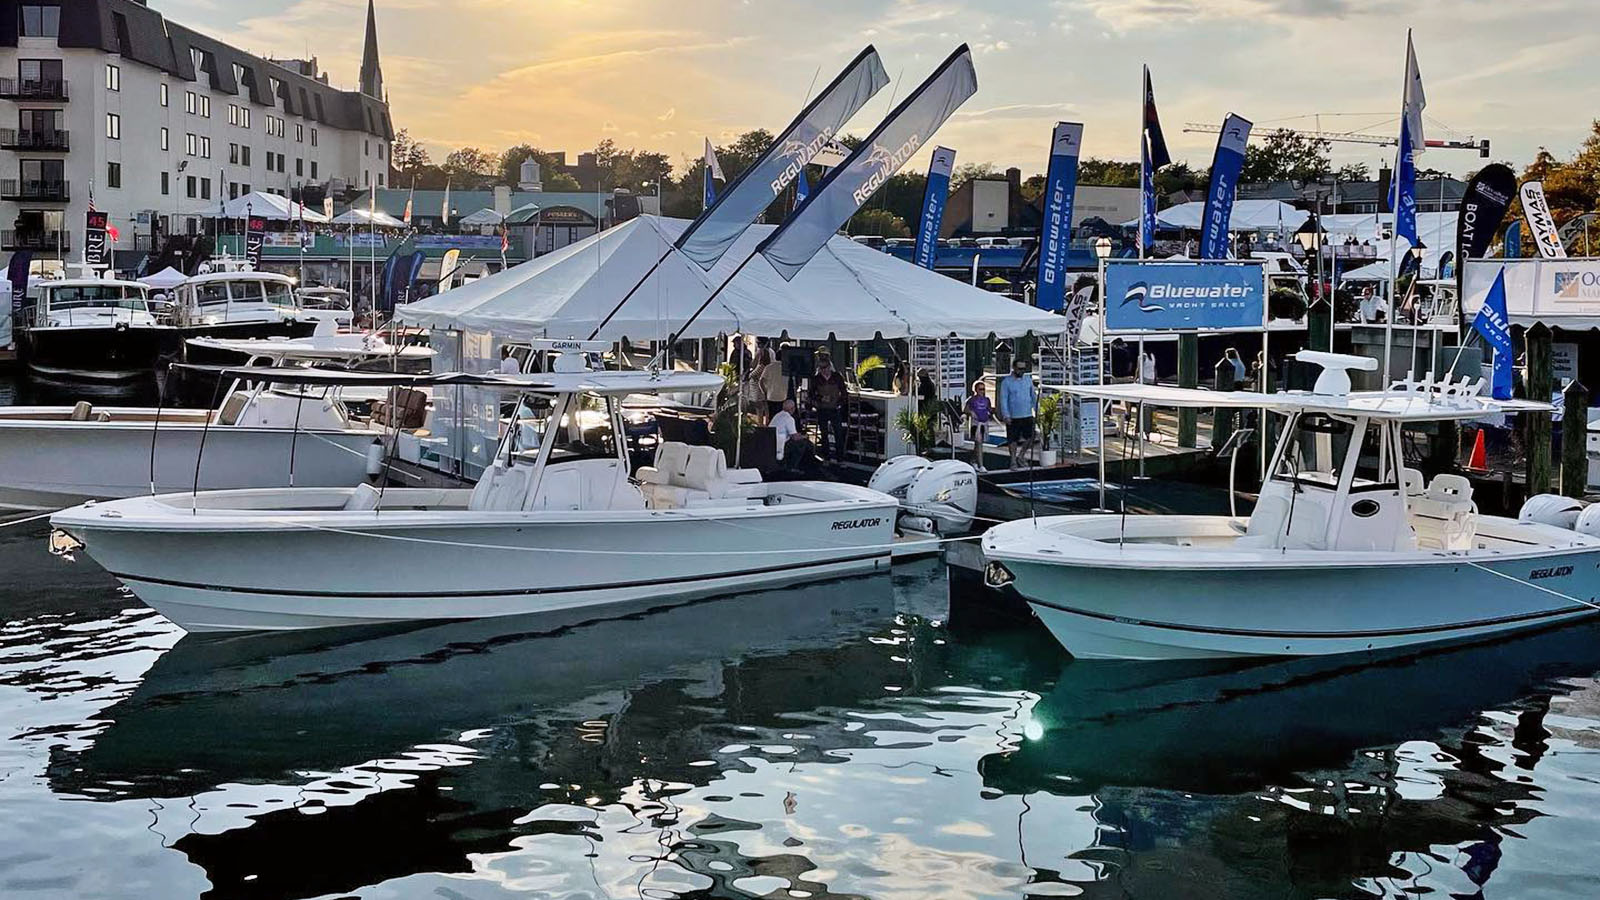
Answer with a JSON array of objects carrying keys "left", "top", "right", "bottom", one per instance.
[
  {"left": 1505, "top": 222, "right": 1521, "bottom": 258},
  {"left": 1139, "top": 66, "right": 1169, "bottom": 256},
  {"left": 1200, "top": 113, "right": 1252, "bottom": 259},
  {"left": 760, "top": 45, "right": 978, "bottom": 281},
  {"left": 1035, "top": 123, "right": 1083, "bottom": 311},
  {"left": 1390, "top": 31, "right": 1426, "bottom": 246},
  {"left": 913, "top": 146, "right": 957, "bottom": 270},
  {"left": 676, "top": 47, "right": 889, "bottom": 270},
  {"left": 702, "top": 138, "right": 724, "bottom": 210},
  {"left": 1472, "top": 267, "right": 1514, "bottom": 400}
]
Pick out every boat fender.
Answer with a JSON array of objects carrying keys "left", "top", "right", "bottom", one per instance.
[
  {"left": 899, "top": 514, "right": 937, "bottom": 536},
  {"left": 365, "top": 440, "right": 386, "bottom": 477},
  {"left": 1520, "top": 493, "right": 1584, "bottom": 530},
  {"left": 1574, "top": 503, "right": 1600, "bottom": 539}
]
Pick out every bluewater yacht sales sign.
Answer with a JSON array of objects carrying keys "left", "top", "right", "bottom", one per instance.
[{"left": 1103, "top": 260, "right": 1267, "bottom": 332}]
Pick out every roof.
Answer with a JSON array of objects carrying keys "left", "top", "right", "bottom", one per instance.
[
  {"left": 351, "top": 189, "right": 636, "bottom": 221},
  {"left": 186, "top": 271, "right": 296, "bottom": 285},
  {"left": 1053, "top": 381, "right": 1551, "bottom": 422},
  {"left": 192, "top": 365, "right": 725, "bottom": 396},
  {"left": 1127, "top": 200, "right": 1310, "bottom": 232},
  {"left": 396, "top": 215, "right": 1069, "bottom": 341}
]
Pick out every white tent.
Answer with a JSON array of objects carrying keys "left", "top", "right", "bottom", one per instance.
[
  {"left": 140, "top": 266, "right": 188, "bottom": 289},
  {"left": 220, "top": 191, "right": 329, "bottom": 223},
  {"left": 331, "top": 207, "right": 406, "bottom": 228},
  {"left": 458, "top": 208, "right": 504, "bottom": 226},
  {"left": 397, "top": 215, "right": 1066, "bottom": 341},
  {"left": 1126, "top": 200, "right": 1310, "bottom": 234}
]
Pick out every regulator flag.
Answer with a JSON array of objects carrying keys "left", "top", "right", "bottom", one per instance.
[
  {"left": 1520, "top": 181, "right": 1566, "bottom": 258},
  {"left": 760, "top": 45, "right": 978, "bottom": 281},
  {"left": 1456, "top": 162, "right": 1515, "bottom": 262},
  {"left": 1035, "top": 122, "right": 1083, "bottom": 311},
  {"left": 1200, "top": 113, "right": 1252, "bottom": 259},
  {"left": 1139, "top": 65, "right": 1169, "bottom": 256},
  {"left": 1472, "top": 267, "right": 1514, "bottom": 400},
  {"left": 702, "top": 138, "right": 724, "bottom": 211},
  {"left": 676, "top": 47, "right": 889, "bottom": 270},
  {"left": 913, "top": 146, "right": 957, "bottom": 270}
]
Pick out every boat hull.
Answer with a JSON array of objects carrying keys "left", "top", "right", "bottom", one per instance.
[
  {"left": 0, "top": 416, "right": 379, "bottom": 510},
  {"left": 20, "top": 324, "right": 181, "bottom": 383},
  {"left": 55, "top": 491, "right": 899, "bottom": 632},
  {"left": 999, "top": 554, "right": 1600, "bottom": 659}
]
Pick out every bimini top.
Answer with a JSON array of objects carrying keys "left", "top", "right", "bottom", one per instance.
[
  {"left": 185, "top": 366, "right": 727, "bottom": 397},
  {"left": 1055, "top": 379, "right": 1552, "bottom": 423},
  {"left": 185, "top": 333, "right": 435, "bottom": 364}
]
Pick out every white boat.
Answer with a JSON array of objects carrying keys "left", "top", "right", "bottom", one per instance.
[
  {"left": 17, "top": 276, "right": 180, "bottom": 382},
  {"left": 296, "top": 286, "right": 354, "bottom": 330},
  {"left": 51, "top": 345, "right": 900, "bottom": 633},
  {"left": 0, "top": 334, "right": 418, "bottom": 510},
  {"left": 169, "top": 269, "right": 316, "bottom": 353},
  {"left": 982, "top": 352, "right": 1596, "bottom": 660}
]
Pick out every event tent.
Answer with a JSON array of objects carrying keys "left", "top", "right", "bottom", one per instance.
[
  {"left": 220, "top": 191, "right": 329, "bottom": 223},
  {"left": 331, "top": 208, "right": 406, "bottom": 228},
  {"left": 1125, "top": 200, "right": 1309, "bottom": 234},
  {"left": 457, "top": 208, "right": 505, "bottom": 226},
  {"left": 397, "top": 215, "right": 1066, "bottom": 341},
  {"left": 140, "top": 266, "right": 188, "bottom": 289}
]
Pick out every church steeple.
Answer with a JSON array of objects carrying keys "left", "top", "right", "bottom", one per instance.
[{"left": 358, "top": 0, "right": 384, "bottom": 99}]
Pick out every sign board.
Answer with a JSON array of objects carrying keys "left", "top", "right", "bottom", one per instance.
[
  {"left": 1102, "top": 260, "right": 1267, "bottom": 332},
  {"left": 263, "top": 232, "right": 314, "bottom": 249},
  {"left": 1463, "top": 258, "right": 1600, "bottom": 323},
  {"left": 83, "top": 210, "right": 109, "bottom": 266},
  {"left": 414, "top": 235, "right": 505, "bottom": 251},
  {"left": 245, "top": 217, "right": 266, "bottom": 268},
  {"left": 1552, "top": 342, "right": 1579, "bottom": 384}
]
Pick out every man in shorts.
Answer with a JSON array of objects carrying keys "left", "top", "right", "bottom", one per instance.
[{"left": 997, "top": 358, "right": 1038, "bottom": 469}]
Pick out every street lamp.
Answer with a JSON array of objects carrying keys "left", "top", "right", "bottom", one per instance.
[{"left": 1093, "top": 236, "right": 1113, "bottom": 260}]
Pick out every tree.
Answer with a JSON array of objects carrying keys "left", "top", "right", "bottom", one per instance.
[
  {"left": 390, "top": 128, "right": 431, "bottom": 183},
  {"left": 1078, "top": 158, "right": 1139, "bottom": 187},
  {"left": 1019, "top": 173, "right": 1047, "bottom": 203},
  {"left": 1241, "top": 129, "right": 1331, "bottom": 182},
  {"left": 499, "top": 144, "right": 581, "bottom": 191},
  {"left": 848, "top": 208, "right": 910, "bottom": 237},
  {"left": 950, "top": 162, "right": 998, "bottom": 189},
  {"left": 441, "top": 147, "right": 501, "bottom": 188},
  {"left": 1337, "top": 162, "right": 1371, "bottom": 182}
]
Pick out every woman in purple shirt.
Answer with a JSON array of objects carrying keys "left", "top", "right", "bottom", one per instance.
[{"left": 964, "top": 380, "right": 993, "bottom": 472}]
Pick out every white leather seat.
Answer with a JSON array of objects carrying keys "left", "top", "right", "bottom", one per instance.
[
  {"left": 639, "top": 442, "right": 763, "bottom": 509},
  {"left": 1411, "top": 473, "right": 1476, "bottom": 550},
  {"left": 1400, "top": 467, "right": 1425, "bottom": 497},
  {"left": 468, "top": 464, "right": 536, "bottom": 512}
]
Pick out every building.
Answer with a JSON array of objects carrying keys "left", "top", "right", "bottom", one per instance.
[
  {"left": 1240, "top": 174, "right": 1465, "bottom": 215},
  {"left": 351, "top": 186, "right": 661, "bottom": 256},
  {"left": 939, "top": 167, "right": 1140, "bottom": 238},
  {"left": 2, "top": 0, "right": 394, "bottom": 267}
]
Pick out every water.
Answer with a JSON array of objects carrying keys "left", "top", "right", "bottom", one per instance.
[{"left": 3, "top": 513, "right": 1600, "bottom": 900}]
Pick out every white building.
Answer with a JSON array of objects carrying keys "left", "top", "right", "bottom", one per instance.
[{"left": 2, "top": 0, "right": 393, "bottom": 263}]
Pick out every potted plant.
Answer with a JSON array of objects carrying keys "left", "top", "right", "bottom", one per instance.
[
  {"left": 893, "top": 407, "right": 939, "bottom": 456},
  {"left": 1036, "top": 393, "right": 1063, "bottom": 466}
]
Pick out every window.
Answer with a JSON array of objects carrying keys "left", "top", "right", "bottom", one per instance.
[
  {"left": 200, "top": 136, "right": 211, "bottom": 158},
  {"left": 200, "top": 96, "right": 210, "bottom": 118},
  {"left": 186, "top": 175, "right": 197, "bottom": 198},
  {"left": 232, "top": 63, "right": 246, "bottom": 86},
  {"left": 364, "top": 170, "right": 370, "bottom": 187},
  {"left": 186, "top": 132, "right": 197, "bottom": 155},
  {"left": 161, "top": 171, "right": 169, "bottom": 195},
  {"left": 185, "top": 91, "right": 196, "bottom": 114},
  {"left": 238, "top": 107, "right": 249, "bottom": 128},
  {"left": 228, "top": 143, "right": 238, "bottom": 165},
  {"left": 105, "top": 113, "right": 120, "bottom": 140},
  {"left": 310, "top": 128, "right": 318, "bottom": 147},
  {"left": 310, "top": 161, "right": 318, "bottom": 179},
  {"left": 377, "top": 173, "right": 384, "bottom": 187},
  {"left": 364, "top": 139, "right": 370, "bottom": 156},
  {"left": 378, "top": 143, "right": 385, "bottom": 161},
  {"left": 295, "top": 123, "right": 303, "bottom": 143},
  {"left": 19, "top": 5, "right": 61, "bottom": 37},
  {"left": 265, "top": 114, "right": 284, "bottom": 138},
  {"left": 160, "top": 127, "right": 169, "bottom": 151},
  {"left": 106, "top": 162, "right": 121, "bottom": 189},
  {"left": 227, "top": 104, "right": 237, "bottom": 126},
  {"left": 229, "top": 182, "right": 238, "bottom": 199},
  {"left": 295, "top": 158, "right": 303, "bottom": 176},
  {"left": 240, "top": 145, "right": 250, "bottom": 166},
  {"left": 160, "top": 83, "right": 168, "bottom": 107},
  {"left": 105, "top": 64, "right": 120, "bottom": 92},
  {"left": 190, "top": 48, "right": 205, "bottom": 78},
  {"left": 200, "top": 177, "right": 211, "bottom": 200},
  {"left": 268, "top": 76, "right": 281, "bottom": 100},
  {"left": 242, "top": 183, "right": 250, "bottom": 194}
]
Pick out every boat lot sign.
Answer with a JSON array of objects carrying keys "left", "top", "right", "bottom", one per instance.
[
  {"left": 1102, "top": 259, "right": 1267, "bottom": 332},
  {"left": 1463, "top": 258, "right": 1600, "bottom": 323}
]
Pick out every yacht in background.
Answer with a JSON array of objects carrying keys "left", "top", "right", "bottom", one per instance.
[
  {"left": 170, "top": 269, "right": 317, "bottom": 359},
  {"left": 297, "top": 286, "right": 355, "bottom": 331},
  {"left": 16, "top": 275, "right": 181, "bottom": 384}
]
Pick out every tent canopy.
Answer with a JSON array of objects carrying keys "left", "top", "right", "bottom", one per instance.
[
  {"left": 140, "top": 266, "right": 188, "bottom": 289},
  {"left": 221, "top": 191, "right": 328, "bottom": 223},
  {"left": 458, "top": 208, "right": 505, "bottom": 226},
  {"left": 397, "top": 215, "right": 1066, "bottom": 341},
  {"left": 332, "top": 207, "right": 406, "bottom": 228},
  {"left": 1126, "top": 200, "right": 1309, "bottom": 233}
]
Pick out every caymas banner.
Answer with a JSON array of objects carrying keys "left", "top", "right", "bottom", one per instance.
[
  {"left": 675, "top": 46, "right": 889, "bottom": 270},
  {"left": 1455, "top": 163, "right": 1515, "bottom": 262},
  {"left": 1520, "top": 180, "right": 1566, "bottom": 259},
  {"left": 913, "top": 146, "right": 956, "bottom": 270},
  {"left": 1035, "top": 122, "right": 1083, "bottom": 312},
  {"left": 1200, "top": 114, "right": 1252, "bottom": 259},
  {"left": 1103, "top": 260, "right": 1266, "bottom": 332}
]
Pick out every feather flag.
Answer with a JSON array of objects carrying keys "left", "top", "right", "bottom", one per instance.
[
  {"left": 402, "top": 181, "right": 414, "bottom": 227},
  {"left": 441, "top": 178, "right": 452, "bottom": 227},
  {"left": 1390, "top": 31, "right": 1426, "bottom": 247},
  {"left": 1472, "top": 267, "right": 1514, "bottom": 400},
  {"left": 1139, "top": 65, "right": 1169, "bottom": 256},
  {"left": 702, "top": 138, "right": 724, "bottom": 211}
]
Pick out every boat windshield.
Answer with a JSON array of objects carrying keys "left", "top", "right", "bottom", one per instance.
[
  {"left": 1275, "top": 413, "right": 1355, "bottom": 490},
  {"left": 301, "top": 291, "right": 350, "bottom": 310},
  {"left": 264, "top": 281, "right": 297, "bottom": 308},
  {"left": 46, "top": 284, "right": 147, "bottom": 311},
  {"left": 195, "top": 281, "right": 232, "bottom": 306},
  {"left": 508, "top": 395, "right": 620, "bottom": 465}
]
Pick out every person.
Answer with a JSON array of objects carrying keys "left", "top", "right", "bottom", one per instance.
[
  {"left": 770, "top": 398, "right": 799, "bottom": 460},
  {"left": 964, "top": 380, "right": 993, "bottom": 472},
  {"left": 499, "top": 345, "right": 521, "bottom": 375},
  {"left": 1109, "top": 338, "right": 1135, "bottom": 383},
  {"left": 997, "top": 358, "right": 1038, "bottom": 469},
  {"left": 916, "top": 368, "right": 940, "bottom": 408},
  {"left": 1223, "top": 347, "right": 1246, "bottom": 389},
  {"left": 1359, "top": 286, "right": 1378, "bottom": 323},
  {"left": 808, "top": 352, "right": 850, "bottom": 462},
  {"left": 757, "top": 345, "right": 787, "bottom": 422},
  {"left": 1139, "top": 349, "right": 1157, "bottom": 385}
]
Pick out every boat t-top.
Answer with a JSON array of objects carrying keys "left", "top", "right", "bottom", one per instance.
[
  {"left": 51, "top": 341, "right": 901, "bottom": 633},
  {"left": 18, "top": 273, "right": 179, "bottom": 383},
  {"left": 983, "top": 351, "right": 1591, "bottom": 660}
]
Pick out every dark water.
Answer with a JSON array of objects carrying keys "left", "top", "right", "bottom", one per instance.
[{"left": 4, "top": 514, "right": 1600, "bottom": 900}]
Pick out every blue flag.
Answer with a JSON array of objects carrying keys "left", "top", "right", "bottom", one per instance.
[
  {"left": 1392, "top": 118, "right": 1418, "bottom": 246},
  {"left": 1035, "top": 123, "right": 1082, "bottom": 311},
  {"left": 760, "top": 45, "right": 978, "bottom": 281},
  {"left": 1200, "top": 113, "right": 1252, "bottom": 259},
  {"left": 913, "top": 146, "right": 956, "bottom": 269},
  {"left": 676, "top": 47, "right": 889, "bottom": 270},
  {"left": 794, "top": 168, "right": 809, "bottom": 207},
  {"left": 1505, "top": 222, "right": 1521, "bottom": 258},
  {"left": 1139, "top": 66, "right": 1168, "bottom": 256},
  {"left": 701, "top": 137, "right": 723, "bottom": 211},
  {"left": 1472, "top": 267, "right": 1514, "bottom": 400}
]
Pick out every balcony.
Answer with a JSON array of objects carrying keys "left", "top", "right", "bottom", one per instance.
[
  {"left": 0, "top": 179, "right": 69, "bottom": 201},
  {"left": 0, "top": 128, "right": 68, "bottom": 151},
  {"left": 1, "top": 230, "right": 68, "bottom": 252},
  {"left": 0, "top": 78, "right": 69, "bottom": 101}
]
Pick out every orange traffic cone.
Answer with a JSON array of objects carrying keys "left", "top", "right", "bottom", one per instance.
[{"left": 1466, "top": 428, "right": 1488, "bottom": 471}]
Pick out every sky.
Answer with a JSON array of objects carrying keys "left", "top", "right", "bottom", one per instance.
[{"left": 159, "top": 0, "right": 1596, "bottom": 180}]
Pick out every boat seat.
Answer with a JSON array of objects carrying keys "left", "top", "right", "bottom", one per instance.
[
  {"left": 216, "top": 392, "right": 250, "bottom": 426},
  {"left": 343, "top": 483, "right": 383, "bottom": 511},
  {"left": 1410, "top": 474, "right": 1476, "bottom": 550},
  {"left": 1401, "top": 467, "right": 1425, "bottom": 497},
  {"left": 468, "top": 463, "right": 536, "bottom": 512},
  {"left": 526, "top": 459, "right": 645, "bottom": 511},
  {"left": 70, "top": 401, "right": 94, "bottom": 422}
]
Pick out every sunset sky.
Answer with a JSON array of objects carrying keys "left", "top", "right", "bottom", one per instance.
[{"left": 161, "top": 0, "right": 1593, "bottom": 179}]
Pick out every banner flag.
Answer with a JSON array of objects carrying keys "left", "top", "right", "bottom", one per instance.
[
  {"left": 323, "top": 196, "right": 335, "bottom": 220},
  {"left": 1199, "top": 113, "right": 1252, "bottom": 259},
  {"left": 676, "top": 47, "right": 889, "bottom": 270},
  {"left": 1390, "top": 32, "right": 1426, "bottom": 247},
  {"left": 1035, "top": 123, "right": 1083, "bottom": 311},
  {"left": 793, "top": 168, "right": 809, "bottom": 209},
  {"left": 759, "top": 45, "right": 977, "bottom": 281},
  {"left": 83, "top": 210, "right": 109, "bottom": 267},
  {"left": 7, "top": 251, "right": 32, "bottom": 323},
  {"left": 1456, "top": 162, "right": 1515, "bottom": 262},
  {"left": 441, "top": 179, "right": 452, "bottom": 226},
  {"left": 702, "top": 138, "right": 724, "bottom": 211},
  {"left": 244, "top": 216, "right": 266, "bottom": 268},
  {"left": 438, "top": 248, "right": 462, "bottom": 290},
  {"left": 1506, "top": 222, "right": 1521, "bottom": 258},
  {"left": 1472, "top": 267, "right": 1514, "bottom": 400},
  {"left": 403, "top": 192, "right": 414, "bottom": 227},
  {"left": 913, "top": 146, "right": 957, "bottom": 270},
  {"left": 1520, "top": 181, "right": 1566, "bottom": 258},
  {"left": 1139, "top": 66, "right": 1169, "bottom": 257}
]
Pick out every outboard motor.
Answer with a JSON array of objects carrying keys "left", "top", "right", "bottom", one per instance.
[
  {"left": 868, "top": 456, "right": 978, "bottom": 537},
  {"left": 868, "top": 455, "right": 934, "bottom": 501},
  {"left": 1520, "top": 493, "right": 1585, "bottom": 530},
  {"left": 1575, "top": 503, "right": 1600, "bottom": 539}
]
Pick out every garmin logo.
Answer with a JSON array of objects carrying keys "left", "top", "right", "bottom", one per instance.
[
  {"left": 852, "top": 134, "right": 923, "bottom": 206},
  {"left": 1529, "top": 565, "right": 1573, "bottom": 580},
  {"left": 831, "top": 517, "right": 884, "bottom": 531},
  {"left": 769, "top": 130, "right": 835, "bottom": 196}
]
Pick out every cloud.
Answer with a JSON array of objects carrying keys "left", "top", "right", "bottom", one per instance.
[{"left": 658, "top": 107, "right": 676, "bottom": 122}]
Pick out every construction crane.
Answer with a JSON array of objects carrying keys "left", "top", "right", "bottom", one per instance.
[{"left": 1182, "top": 123, "right": 1489, "bottom": 156}]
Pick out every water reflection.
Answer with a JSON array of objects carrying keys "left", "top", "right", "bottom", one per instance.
[{"left": 5, "top": 537, "right": 1600, "bottom": 899}]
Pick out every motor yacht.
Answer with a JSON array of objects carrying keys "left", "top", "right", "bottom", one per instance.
[
  {"left": 16, "top": 275, "right": 180, "bottom": 383},
  {"left": 297, "top": 286, "right": 355, "bottom": 330},
  {"left": 982, "top": 352, "right": 1594, "bottom": 660},
  {"left": 169, "top": 269, "right": 316, "bottom": 356},
  {"left": 51, "top": 342, "right": 901, "bottom": 632}
]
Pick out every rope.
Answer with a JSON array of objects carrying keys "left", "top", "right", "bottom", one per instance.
[
  {"left": 1465, "top": 559, "right": 1600, "bottom": 612},
  {"left": 0, "top": 510, "right": 59, "bottom": 529}
]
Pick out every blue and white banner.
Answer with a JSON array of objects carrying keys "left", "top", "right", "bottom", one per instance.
[
  {"left": 1035, "top": 122, "right": 1082, "bottom": 311},
  {"left": 1200, "top": 113, "right": 1252, "bottom": 259},
  {"left": 761, "top": 45, "right": 977, "bottom": 281},
  {"left": 1472, "top": 267, "right": 1514, "bottom": 400},
  {"left": 913, "top": 146, "right": 956, "bottom": 269},
  {"left": 1103, "top": 260, "right": 1266, "bottom": 332},
  {"left": 676, "top": 47, "right": 889, "bottom": 270},
  {"left": 1505, "top": 222, "right": 1521, "bottom": 258},
  {"left": 1391, "top": 32, "right": 1426, "bottom": 247},
  {"left": 702, "top": 137, "right": 724, "bottom": 211}
]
